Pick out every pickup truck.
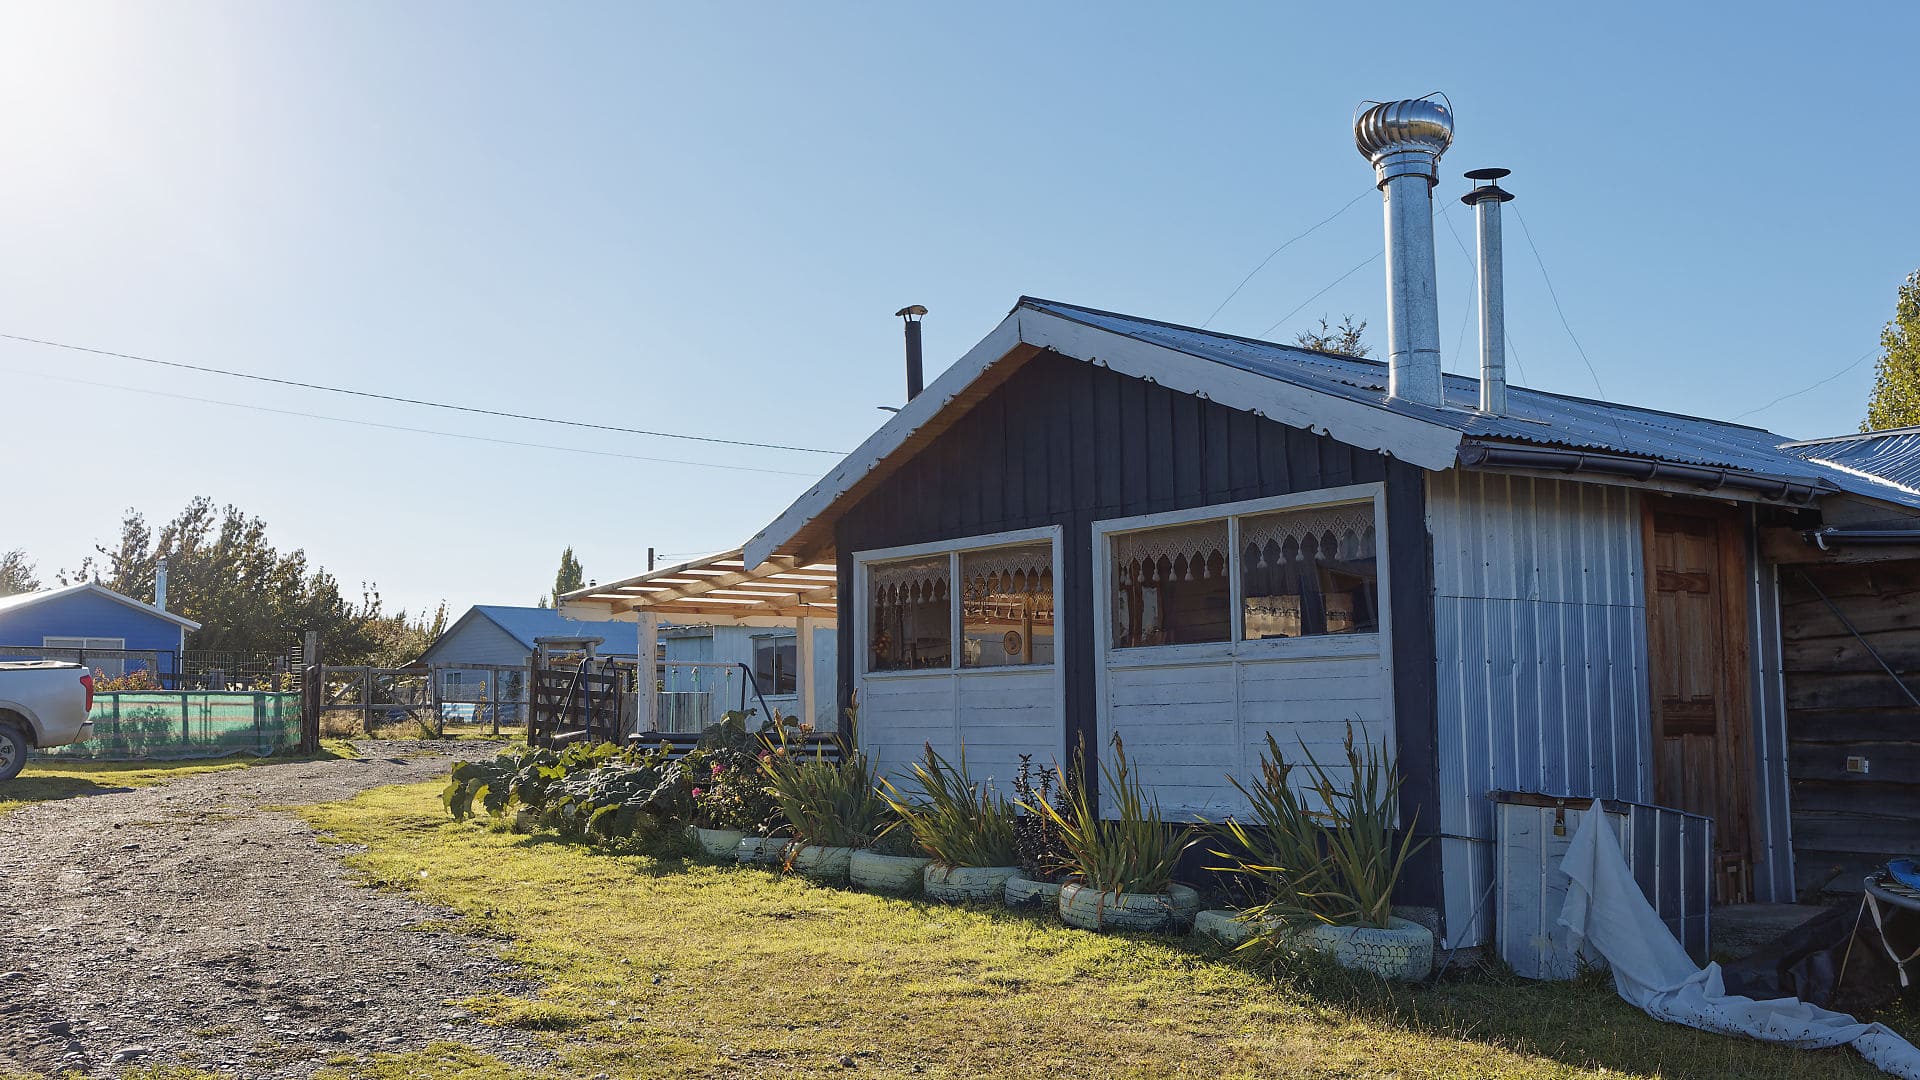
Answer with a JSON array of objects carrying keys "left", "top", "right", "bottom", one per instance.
[{"left": 0, "top": 661, "right": 95, "bottom": 780}]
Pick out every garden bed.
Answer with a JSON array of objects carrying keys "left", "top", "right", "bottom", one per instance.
[{"left": 295, "top": 779, "right": 1919, "bottom": 1080}]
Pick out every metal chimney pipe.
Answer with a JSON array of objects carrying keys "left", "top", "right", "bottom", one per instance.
[
  {"left": 154, "top": 555, "right": 168, "bottom": 611},
  {"left": 1462, "top": 169, "right": 1515, "bottom": 415},
  {"left": 896, "top": 305, "right": 928, "bottom": 401},
  {"left": 1354, "top": 96, "right": 1454, "bottom": 407}
]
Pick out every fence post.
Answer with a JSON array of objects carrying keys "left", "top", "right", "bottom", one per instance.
[
  {"left": 180, "top": 691, "right": 191, "bottom": 751},
  {"left": 525, "top": 659, "right": 538, "bottom": 745},
  {"left": 300, "top": 631, "right": 322, "bottom": 754}
]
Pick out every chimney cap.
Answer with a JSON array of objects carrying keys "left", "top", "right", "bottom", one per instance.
[
  {"left": 895, "top": 305, "right": 927, "bottom": 320},
  {"left": 1462, "top": 167, "right": 1515, "bottom": 205},
  {"left": 1354, "top": 95, "right": 1455, "bottom": 183}
]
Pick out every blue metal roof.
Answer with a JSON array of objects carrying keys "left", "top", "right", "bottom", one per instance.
[
  {"left": 1778, "top": 428, "right": 1920, "bottom": 499},
  {"left": 472, "top": 605, "right": 639, "bottom": 655},
  {"left": 1021, "top": 298, "right": 1920, "bottom": 510}
]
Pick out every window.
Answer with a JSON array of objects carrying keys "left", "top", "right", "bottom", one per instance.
[
  {"left": 1241, "top": 503, "right": 1378, "bottom": 639},
  {"left": 864, "top": 534, "right": 1057, "bottom": 673},
  {"left": 44, "top": 636, "right": 127, "bottom": 677},
  {"left": 1110, "top": 521, "right": 1231, "bottom": 648},
  {"left": 1107, "top": 498, "right": 1379, "bottom": 649},
  {"left": 868, "top": 555, "right": 951, "bottom": 671},
  {"left": 753, "top": 636, "right": 799, "bottom": 695},
  {"left": 960, "top": 543, "right": 1054, "bottom": 667}
]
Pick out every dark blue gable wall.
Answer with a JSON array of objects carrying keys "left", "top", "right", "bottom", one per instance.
[
  {"left": 0, "top": 591, "right": 187, "bottom": 672},
  {"left": 830, "top": 349, "right": 1442, "bottom": 909}
]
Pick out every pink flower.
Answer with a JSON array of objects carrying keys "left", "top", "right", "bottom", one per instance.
[
  {"left": 712, "top": 763, "right": 724, "bottom": 776},
  {"left": 690, "top": 787, "right": 704, "bottom": 798}
]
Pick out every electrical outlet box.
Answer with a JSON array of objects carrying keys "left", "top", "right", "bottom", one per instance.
[{"left": 1847, "top": 755, "right": 1870, "bottom": 775}]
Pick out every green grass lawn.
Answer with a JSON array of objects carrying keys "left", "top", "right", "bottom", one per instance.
[
  {"left": 0, "top": 739, "right": 360, "bottom": 816},
  {"left": 288, "top": 782, "right": 1910, "bottom": 1080}
]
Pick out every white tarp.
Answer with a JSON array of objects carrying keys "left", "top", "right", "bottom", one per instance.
[{"left": 1558, "top": 799, "right": 1920, "bottom": 1079}]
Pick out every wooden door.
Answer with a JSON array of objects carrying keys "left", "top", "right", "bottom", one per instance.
[{"left": 1643, "top": 501, "right": 1754, "bottom": 903}]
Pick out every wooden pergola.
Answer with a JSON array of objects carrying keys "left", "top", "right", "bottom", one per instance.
[{"left": 559, "top": 550, "right": 838, "bottom": 733}]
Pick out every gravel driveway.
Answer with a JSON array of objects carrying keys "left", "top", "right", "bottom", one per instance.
[{"left": 0, "top": 742, "right": 546, "bottom": 1078}]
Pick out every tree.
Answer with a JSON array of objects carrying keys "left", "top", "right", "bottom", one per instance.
[
  {"left": 0, "top": 550, "right": 39, "bottom": 597},
  {"left": 552, "top": 547, "right": 585, "bottom": 604},
  {"left": 63, "top": 497, "right": 423, "bottom": 665},
  {"left": 1295, "top": 314, "right": 1370, "bottom": 357},
  {"left": 1865, "top": 270, "right": 1920, "bottom": 431}
]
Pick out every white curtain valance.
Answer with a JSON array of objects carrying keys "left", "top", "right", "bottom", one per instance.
[
  {"left": 960, "top": 544, "right": 1053, "bottom": 595},
  {"left": 869, "top": 557, "right": 949, "bottom": 605},
  {"left": 1242, "top": 502, "right": 1376, "bottom": 566},
  {"left": 1112, "top": 521, "right": 1229, "bottom": 585}
]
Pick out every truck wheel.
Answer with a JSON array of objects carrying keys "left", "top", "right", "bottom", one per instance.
[{"left": 0, "top": 723, "right": 26, "bottom": 782}]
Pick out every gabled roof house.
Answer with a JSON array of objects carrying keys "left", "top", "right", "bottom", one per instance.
[{"left": 738, "top": 97, "right": 1920, "bottom": 953}]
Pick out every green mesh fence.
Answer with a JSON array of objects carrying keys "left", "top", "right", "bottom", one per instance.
[{"left": 42, "top": 692, "right": 302, "bottom": 761}]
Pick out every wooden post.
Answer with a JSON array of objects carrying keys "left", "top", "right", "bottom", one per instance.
[
  {"left": 360, "top": 666, "right": 374, "bottom": 736},
  {"left": 633, "top": 613, "right": 659, "bottom": 737},
  {"left": 300, "top": 631, "right": 321, "bottom": 754},
  {"left": 795, "top": 615, "right": 816, "bottom": 732},
  {"left": 525, "top": 657, "right": 538, "bottom": 745}
]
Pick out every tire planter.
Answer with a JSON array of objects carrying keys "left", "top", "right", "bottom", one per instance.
[
  {"left": 1003, "top": 875, "right": 1063, "bottom": 911},
  {"left": 735, "top": 835, "right": 791, "bottom": 866},
  {"left": 693, "top": 826, "right": 746, "bottom": 858},
  {"left": 1293, "top": 916, "right": 1434, "bottom": 981},
  {"left": 1057, "top": 883, "right": 1202, "bottom": 933},
  {"left": 848, "top": 851, "right": 931, "bottom": 894},
  {"left": 1193, "top": 909, "right": 1259, "bottom": 946},
  {"left": 922, "top": 864, "right": 1021, "bottom": 904},
  {"left": 790, "top": 844, "right": 855, "bottom": 883}
]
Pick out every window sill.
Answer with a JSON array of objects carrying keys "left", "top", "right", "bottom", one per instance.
[{"left": 1106, "top": 632, "right": 1382, "bottom": 669}]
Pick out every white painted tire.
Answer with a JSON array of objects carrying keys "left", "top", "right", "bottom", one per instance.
[
  {"left": 1003, "top": 875, "right": 1062, "bottom": 911},
  {"left": 1193, "top": 909, "right": 1263, "bottom": 945},
  {"left": 694, "top": 827, "right": 746, "bottom": 858},
  {"left": 1058, "top": 883, "right": 1201, "bottom": 933},
  {"left": 736, "top": 835, "right": 791, "bottom": 866},
  {"left": 848, "top": 851, "right": 930, "bottom": 894},
  {"left": 922, "top": 864, "right": 1020, "bottom": 904},
  {"left": 1294, "top": 916, "right": 1435, "bottom": 981},
  {"left": 790, "top": 845, "right": 854, "bottom": 883}
]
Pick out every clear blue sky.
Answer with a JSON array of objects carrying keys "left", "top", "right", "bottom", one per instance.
[{"left": 3, "top": 1, "right": 1916, "bottom": 619}]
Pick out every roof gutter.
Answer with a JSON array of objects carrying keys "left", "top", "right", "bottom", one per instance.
[
  {"left": 1457, "top": 440, "right": 1833, "bottom": 504},
  {"left": 1805, "top": 527, "right": 1920, "bottom": 551}
]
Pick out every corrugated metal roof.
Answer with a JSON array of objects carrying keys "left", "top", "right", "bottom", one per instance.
[
  {"left": 472, "top": 605, "right": 638, "bottom": 655},
  {"left": 1777, "top": 427, "right": 1920, "bottom": 499},
  {"left": 1024, "top": 298, "right": 1920, "bottom": 510}
]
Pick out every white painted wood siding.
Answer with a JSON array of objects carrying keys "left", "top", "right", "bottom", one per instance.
[
  {"left": 1103, "top": 650, "right": 1392, "bottom": 820},
  {"left": 858, "top": 667, "right": 1058, "bottom": 795}
]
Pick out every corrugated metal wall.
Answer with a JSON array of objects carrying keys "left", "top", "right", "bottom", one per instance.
[
  {"left": 1426, "top": 470, "right": 1652, "bottom": 946},
  {"left": 1745, "top": 514, "right": 1795, "bottom": 903}
]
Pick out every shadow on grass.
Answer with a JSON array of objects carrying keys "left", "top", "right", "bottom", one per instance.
[{"left": 0, "top": 774, "right": 138, "bottom": 806}]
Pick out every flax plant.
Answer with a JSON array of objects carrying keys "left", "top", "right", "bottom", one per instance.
[
  {"left": 878, "top": 744, "right": 1019, "bottom": 868},
  {"left": 761, "top": 746, "right": 891, "bottom": 849},
  {"left": 1213, "top": 725, "right": 1424, "bottom": 930},
  {"left": 1032, "top": 735, "right": 1191, "bottom": 896}
]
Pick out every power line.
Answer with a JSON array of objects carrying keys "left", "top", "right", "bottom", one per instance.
[
  {"left": 1259, "top": 248, "right": 1383, "bottom": 340},
  {"left": 0, "top": 331, "right": 847, "bottom": 456},
  {"left": 4, "top": 366, "right": 819, "bottom": 478},
  {"left": 1510, "top": 206, "right": 1604, "bottom": 397},
  {"left": 1730, "top": 349, "right": 1877, "bottom": 422},
  {"left": 1201, "top": 190, "right": 1372, "bottom": 328}
]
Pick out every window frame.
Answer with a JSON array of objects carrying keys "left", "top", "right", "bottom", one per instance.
[
  {"left": 752, "top": 634, "right": 800, "bottom": 697},
  {"left": 854, "top": 525, "right": 1062, "bottom": 679},
  {"left": 1093, "top": 483, "right": 1389, "bottom": 668}
]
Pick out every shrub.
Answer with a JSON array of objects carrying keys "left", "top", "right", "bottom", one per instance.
[
  {"left": 1012, "top": 753, "right": 1072, "bottom": 881},
  {"left": 441, "top": 741, "right": 620, "bottom": 821},
  {"left": 1032, "top": 735, "right": 1190, "bottom": 896},
  {"left": 762, "top": 746, "right": 890, "bottom": 849},
  {"left": 1210, "top": 725, "right": 1424, "bottom": 931},
  {"left": 879, "top": 744, "right": 1019, "bottom": 869}
]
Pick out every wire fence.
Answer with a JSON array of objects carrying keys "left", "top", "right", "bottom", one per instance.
[{"left": 40, "top": 692, "right": 303, "bottom": 761}]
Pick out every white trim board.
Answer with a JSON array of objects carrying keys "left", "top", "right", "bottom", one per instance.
[{"left": 743, "top": 303, "right": 1462, "bottom": 569}]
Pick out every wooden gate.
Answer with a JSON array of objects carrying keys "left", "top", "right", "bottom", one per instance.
[
  {"left": 528, "top": 661, "right": 626, "bottom": 747},
  {"left": 1643, "top": 500, "right": 1754, "bottom": 903}
]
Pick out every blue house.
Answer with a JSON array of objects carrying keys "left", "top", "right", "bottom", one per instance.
[{"left": 0, "top": 583, "right": 202, "bottom": 677}]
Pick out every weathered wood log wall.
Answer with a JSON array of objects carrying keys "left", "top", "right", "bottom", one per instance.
[{"left": 1781, "top": 559, "right": 1920, "bottom": 899}]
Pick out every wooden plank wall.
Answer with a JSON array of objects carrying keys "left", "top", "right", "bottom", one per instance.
[
  {"left": 830, "top": 349, "right": 1442, "bottom": 908},
  {"left": 1780, "top": 559, "right": 1920, "bottom": 898}
]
